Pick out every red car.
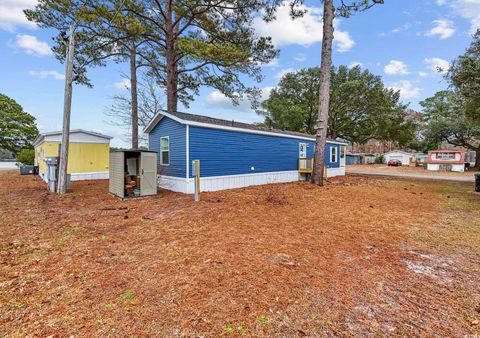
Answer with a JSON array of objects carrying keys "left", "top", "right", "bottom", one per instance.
[{"left": 388, "top": 159, "right": 402, "bottom": 166}]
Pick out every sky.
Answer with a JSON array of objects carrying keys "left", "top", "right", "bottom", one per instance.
[{"left": 1, "top": 0, "right": 479, "bottom": 147}]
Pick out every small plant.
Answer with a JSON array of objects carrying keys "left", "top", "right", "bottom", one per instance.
[
  {"left": 237, "top": 323, "right": 247, "bottom": 335},
  {"left": 374, "top": 154, "right": 385, "bottom": 164},
  {"left": 257, "top": 314, "right": 268, "bottom": 328},
  {"left": 117, "top": 291, "right": 135, "bottom": 302},
  {"left": 224, "top": 323, "right": 234, "bottom": 334},
  {"left": 104, "top": 302, "right": 115, "bottom": 310}
]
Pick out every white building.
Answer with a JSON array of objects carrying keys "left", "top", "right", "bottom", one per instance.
[{"left": 384, "top": 151, "right": 413, "bottom": 166}]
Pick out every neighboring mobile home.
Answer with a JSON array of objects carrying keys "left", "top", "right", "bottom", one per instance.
[
  {"left": 145, "top": 111, "right": 347, "bottom": 193},
  {"left": 427, "top": 149, "right": 466, "bottom": 172},
  {"left": 33, "top": 129, "right": 112, "bottom": 181}
]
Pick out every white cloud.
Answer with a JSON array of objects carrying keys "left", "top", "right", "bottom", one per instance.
[
  {"left": 333, "top": 21, "right": 355, "bottom": 52},
  {"left": 348, "top": 61, "right": 363, "bottom": 68},
  {"left": 418, "top": 71, "right": 428, "bottom": 77},
  {"left": 0, "top": 0, "right": 37, "bottom": 32},
  {"left": 392, "top": 22, "right": 411, "bottom": 33},
  {"left": 206, "top": 87, "right": 274, "bottom": 112},
  {"left": 28, "top": 70, "right": 65, "bottom": 80},
  {"left": 424, "top": 57, "right": 450, "bottom": 74},
  {"left": 384, "top": 60, "right": 409, "bottom": 75},
  {"left": 389, "top": 80, "right": 421, "bottom": 100},
  {"left": 114, "top": 78, "right": 131, "bottom": 90},
  {"left": 425, "top": 19, "right": 455, "bottom": 39},
  {"left": 276, "top": 67, "right": 295, "bottom": 80},
  {"left": 253, "top": 3, "right": 354, "bottom": 52},
  {"left": 436, "top": 0, "right": 480, "bottom": 34},
  {"left": 294, "top": 53, "right": 306, "bottom": 62},
  {"left": 14, "top": 34, "right": 51, "bottom": 56}
]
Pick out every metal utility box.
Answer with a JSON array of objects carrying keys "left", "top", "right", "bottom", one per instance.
[
  {"left": 109, "top": 150, "right": 158, "bottom": 199},
  {"left": 20, "top": 165, "right": 35, "bottom": 175}
]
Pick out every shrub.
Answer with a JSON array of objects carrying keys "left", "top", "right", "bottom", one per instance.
[
  {"left": 374, "top": 154, "right": 385, "bottom": 164},
  {"left": 16, "top": 148, "right": 34, "bottom": 165}
]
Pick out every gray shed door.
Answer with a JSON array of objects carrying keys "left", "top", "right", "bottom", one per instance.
[
  {"left": 109, "top": 152, "right": 124, "bottom": 198},
  {"left": 140, "top": 152, "right": 157, "bottom": 196}
]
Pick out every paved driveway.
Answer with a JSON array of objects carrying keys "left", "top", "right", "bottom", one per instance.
[{"left": 346, "top": 165, "right": 476, "bottom": 183}]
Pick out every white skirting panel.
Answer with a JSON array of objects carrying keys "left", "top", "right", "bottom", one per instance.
[
  {"left": 70, "top": 171, "right": 109, "bottom": 181},
  {"left": 158, "top": 167, "right": 345, "bottom": 194},
  {"left": 326, "top": 166, "right": 345, "bottom": 178},
  {"left": 427, "top": 163, "right": 464, "bottom": 172},
  {"left": 40, "top": 171, "right": 109, "bottom": 182},
  {"left": 157, "top": 175, "right": 190, "bottom": 193},
  {"left": 189, "top": 170, "right": 300, "bottom": 193}
]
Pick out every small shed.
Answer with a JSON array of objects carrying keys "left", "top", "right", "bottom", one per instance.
[
  {"left": 384, "top": 151, "right": 413, "bottom": 166},
  {"left": 109, "top": 150, "right": 157, "bottom": 199}
]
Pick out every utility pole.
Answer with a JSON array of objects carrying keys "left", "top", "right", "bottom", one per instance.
[{"left": 57, "top": 25, "right": 75, "bottom": 194}]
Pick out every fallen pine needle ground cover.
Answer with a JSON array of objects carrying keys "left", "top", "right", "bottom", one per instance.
[{"left": 0, "top": 170, "right": 479, "bottom": 337}]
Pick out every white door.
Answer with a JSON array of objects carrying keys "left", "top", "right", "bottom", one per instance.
[
  {"left": 299, "top": 143, "right": 307, "bottom": 158},
  {"left": 140, "top": 152, "right": 157, "bottom": 196},
  {"left": 340, "top": 145, "right": 346, "bottom": 167}
]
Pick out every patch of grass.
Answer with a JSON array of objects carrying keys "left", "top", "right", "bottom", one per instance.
[
  {"left": 257, "top": 314, "right": 268, "bottom": 328},
  {"left": 237, "top": 323, "right": 247, "bottom": 335},
  {"left": 116, "top": 291, "right": 135, "bottom": 302},
  {"left": 224, "top": 323, "right": 234, "bottom": 335},
  {"left": 10, "top": 301, "right": 24, "bottom": 309},
  {"left": 104, "top": 302, "right": 116, "bottom": 310}
]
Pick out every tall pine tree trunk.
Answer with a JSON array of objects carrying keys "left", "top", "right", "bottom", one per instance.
[
  {"left": 165, "top": 1, "right": 178, "bottom": 113},
  {"left": 129, "top": 40, "right": 138, "bottom": 149},
  {"left": 312, "top": 0, "right": 334, "bottom": 186},
  {"left": 475, "top": 148, "right": 480, "bottom": 168}
]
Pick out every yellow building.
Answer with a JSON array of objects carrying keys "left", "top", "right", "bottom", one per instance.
[{"left": 33, "top": 129, "right": 112, "bottom": 181}]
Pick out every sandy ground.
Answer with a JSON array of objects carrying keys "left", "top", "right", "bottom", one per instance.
[
  {"left": 347, "top": 164, "right": 477, "bottom": 182},
  {"left": 1, "top": 171, "right": 479, "bottom": 337}
]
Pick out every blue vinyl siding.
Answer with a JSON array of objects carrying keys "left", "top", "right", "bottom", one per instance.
[
  {"left": 148, "top": 117, "right": 186, "bottom": 177},
  {"left": 325, "top": 143, "right": 340, "bottom": 169},
  {"left": 189, "top": 126, "right": 339, "bottom": 178}
]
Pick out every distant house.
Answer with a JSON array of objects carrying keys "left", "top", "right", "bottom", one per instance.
[
  {"left": 33, "top": 129, "right": 112, "bottom": 181},
  {"left": 427, "top": 150, "right": 465, "bottom": 172},
  {"left": 384, "top": 150, "right": 413, "bottom": 166},
  {"left": 437, "top": 142, "right": 476, "bottom": 166},
  {"left": 145, "top": 111, "right": 347, "bottom": 193}
]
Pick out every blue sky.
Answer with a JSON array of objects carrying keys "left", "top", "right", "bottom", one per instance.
[{"left": 1, "top": 0, "right": 479, "bottom": 147}]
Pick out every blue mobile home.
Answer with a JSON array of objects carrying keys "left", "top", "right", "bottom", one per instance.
[{"left": 145, "top": 111, "right": 347, "bottom": 193}]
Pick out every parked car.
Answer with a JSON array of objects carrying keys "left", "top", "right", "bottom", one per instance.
[{"left": 388, "top": 159, "right": 402, "bottom": 167}]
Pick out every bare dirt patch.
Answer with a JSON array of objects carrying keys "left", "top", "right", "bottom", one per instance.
[{"left": 0, "top": 171, "right": 479, "bottom": 337}]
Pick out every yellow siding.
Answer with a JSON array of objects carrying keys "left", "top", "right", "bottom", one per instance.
[
  {"left": 35, "top": 142, "right": 109, "bottom": 175},
  {"left": 35, "top": 141, "right": 61, "bottom": 176}
]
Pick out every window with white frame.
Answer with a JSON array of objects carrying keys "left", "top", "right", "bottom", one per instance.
[
  {"left": 299, "top": 143, "right": 307, "bottom": 158},
  {"left": 160, "top": 136, "right": 170, "bottom": 165},
  {"left": 436, "top": 152, "right": 455, "bottom": 160},
  {"left": 330, "top": 146, "right": 338, "bottom": 163}
]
